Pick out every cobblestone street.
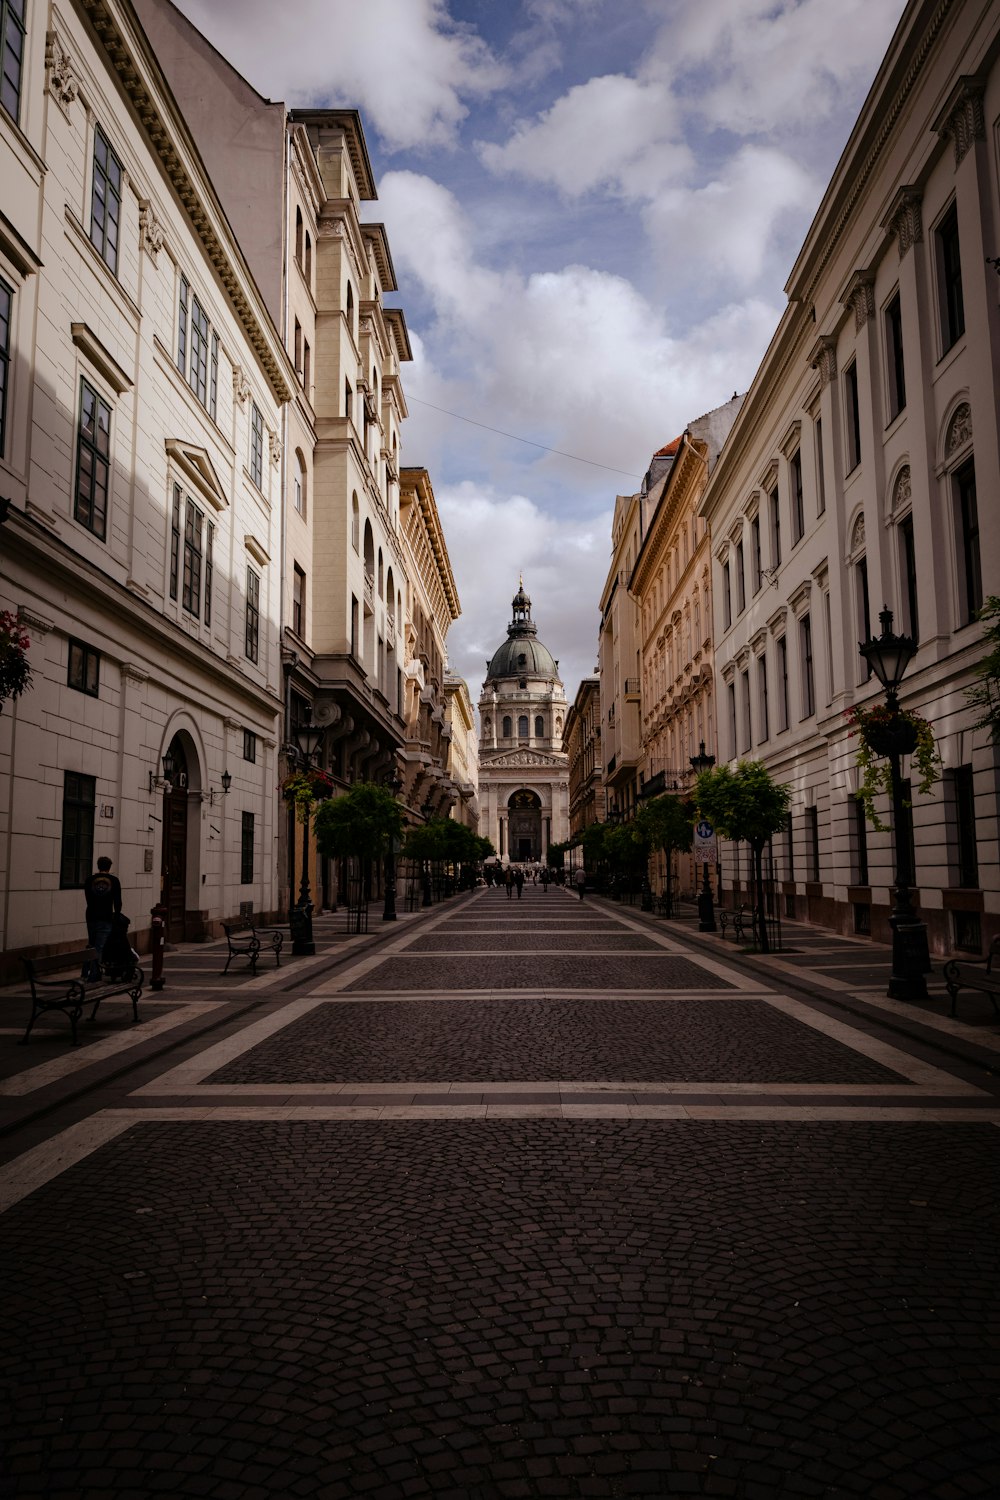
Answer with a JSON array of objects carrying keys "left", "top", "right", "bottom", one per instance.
[{"left": 2, "top": 887, "right": 999, "bottom": 1497}]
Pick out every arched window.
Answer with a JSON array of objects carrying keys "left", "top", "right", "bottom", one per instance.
[
  {"left": 363, "top": 520, "right": 375, "bottom": 581},
  {"left": 377, "top": 548, "right": 384, "bottom": 598},
  {"left": 849, "top": 512, "right": 871, "bottom": 681},
  {"left": 386, "top": 568, "right": 395, "bottom": 619},
  {"left": 295, "top": 206, "right": 303, "bottom": 264},
  {"left": 502, "top": 715, "right": 512, "bottom": 738},
  {"left": 518, "top": 715, "right": 529, "bottom": 738},
  {"left": 351, "top": 493, "right": 360, "bottom": 551},
  {"left": 346, "top": 282, "right": 354, "bottom": 328},
  {"left": 534, "top": 715, "right": 544, "bottom": 738},
  {"left": 294, "top": 450, "right": 306, "bottom": 516},
  {"left": 304, "top": 231, "right": 312, "bottom": 282}
]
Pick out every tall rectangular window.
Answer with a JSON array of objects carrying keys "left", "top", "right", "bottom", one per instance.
[
  {"left": 735, "top": 541, "right": 745, "bottom": 614},
  {"left": 68, "top": 640, "right": 100, "bottom": 697},
  {"left": 814, "top": 416, "right": 826, "bottom": 514},
  {"left": 344, "top": 380, "right": 352, "bottom": 420},
  {"left": 955, "top": 460, "right": 981, "bottom": 622},
  {"left": 1, "top": 0, "right": 26, "bottom": 122},
  {"left": 250, "top": 403, "right": 264, "bottom": 489},
  {"left": 727, "top": 681, "right": 737, "bottom": 760},
  {"left": 806, "top": 806, "right": 820, "bottom": 882},
  {"left": 722, "top": 561, "right": 732, "bottom": 630},
  {"left": 790, "top": 450, "right": 804, "bottom": 544},
  {"left": 189, "top": 295, "right": 209, "bottom": 404},
  {"left": 292, "top": 564, "right": 306, "bottom": 636},
  {"left": 751, "top": 514, "right": 762, "bottom": 594},
  {"left": 784, "top": 812, "right": 795, "bottom": 881},
  {"left": 241, "top": 811, "right": 255, "bottom": 886},
  {"left": 800, "top": 613, "right": 815, "bottom": 718},
  {"left": 899, "top": 515, "right": 918, "bottom": 640},
  {"left": 89, "top": 125, "right": 122, "bottom": 274},
  {"left": 757, "top": 652, "right": 769, "bottom": 742},
  {"left": 209, "top": 333, "right": 219, "bottom": 421},
  {"left": 937, "top": 203, "right": 964, "bottom": 351},
  {"left": 204, "top": 520, "right": 214, "bottom": 627},
  {"left": 243, "top": 729, "right": 257, "bottom": 763},
  {"left": 245, "top": 567, "right": 260, "bottom": 663},
  {"left": 952, "top": 765, "right": 978, "bottom": 889},
  {"left": 182, "top": 499, "right": 203, "bottom": 617},
  {"left": 0, "top": 275, "right": 10, "bottom": 458},
  {"left": 845, "top": 361, "right": 861, "bottom": 472},
  {"left": 885, "top": 292, "right": 906, "bottom": 418},
  {"left": 177, "top": 275, "right": 189, "bottom": 374},
  {"left": 740, "top": 668, "right": 751, "bottom": 751},
  {"left": 60, "top": 771, "right": 96, "bottom": 889},
  {"left": 169, "top": 483, "right": 181, "bottom": 600},
  {"left": 856, "top": 556, "right": 871, "bottom": 674},
  {"left": 350, "top": 594, "right": 359, "bottom": 657},
  {"left": 777, "top": 635, "right": 789, "bottom": 731},
  {"left": 769, "top": 485, "right": 781, "bottom": 567},
  {"left": 74, "top": 379, "right": 111, "bottom": 539},
  {"left": 853, "top": 796, "right": 869, "bottom": 885}
]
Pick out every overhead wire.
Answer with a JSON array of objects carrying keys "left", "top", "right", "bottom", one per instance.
[{"left": 407, "top": 395, "right": 643, "bottom": 480}]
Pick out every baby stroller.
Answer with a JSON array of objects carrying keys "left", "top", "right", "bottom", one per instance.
[{"left": 101, "top": 912, "right": 139, "bottom": 982}]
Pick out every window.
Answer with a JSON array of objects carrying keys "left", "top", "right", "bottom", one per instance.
[
  {"left": 351, "top": 493, "right": 360, "bottom": 551},
  {"left": 885, "top": 292, "right": 906, "bottom": 419},
  {"left": 722, "top": 560, "right": 732, "bottom": 630},
  {"left": 177, "top": 278, "right": 218, "bottom": 418},
  {"left": 784, "top": 812, "right": 795, "bottom": 881},
  {"left": 502, "top": 715, "right": 512, "bottom": 738},
  {"left": 169, "top": 484, "right": 181, "bottom": 600},
  {"left": 1, "top": 0, "right": 26, "bottom": 122},
  {"left": 294, "top": 318, "right": 302, "bottom": 376},
  {"left": 250, "top": 403, "right": 264, "bottom": 489},
  {"left": 800, "top": 613, "right": 815, "bottom": 718},
  {"left": 535, "top": 715, "right": 544, "bottom": 738},
  {"left": 777, "top": 635, "right": 789, "bottom": 731},
  {"left": 845, "top": 361, "right": 861, "bottom": 472},
  {"left": 294, "top": 452, "right": 305, "bottom": 515},
  {"left": 740, "top": 668, "right": 751, "bottom": 751},
  {"left": 937, "top": 202, "right": 964, "bottom": 351},
  {"left": 952, "top": 765, "right": 978, "bottom": 889},
  {"left": 735, "top": 541, "right": 745, "bottom": 614},
  {"left": 806, "top": 806, "right": 820, "bottom": 882},
  {"left": 245, "top": 567, "right": 260, "bottom": 663},
  {"left": 304, "top": 232, "right": 312, "bottom": 282},
  {"left": 241, "top": 811, "right": 255, "bottom": 886},
  {"left": 89, "top": 126, "right": 122, "bottom": 274},
  {"left": 60, "top": 771, "right": 95, "bottom": 888},
  {"left": 518, "top": 715, "right": 529, "bottom": 738},
  {"left": 189, "top": 294, "right": 209, "bottom": 405},
  {"left": 350, "top": 594, "right": 358, "bottom": 656},
  {"left": 177, "top": 276, "right": 188, "bottom": 374},
  {"left": 303, "top": 339, "right": 311, "bottom": 393},
  {"left": 243, "top": 729, "right": 257, "bottom": 763},
  {"left": 204, "top": 516, "right": 214, "bottom": 627},
  {"left": 74, "top": 379, "right": 111, "bottom": 539},
  {"left": 292, "top": 564, "right": 306, "bottom": 637},
  {"left": 955, "top": 459, "right": 981, "bottom": 623},
  {"left": 899, "top": 514, "right": 918, "bottom": 640},
  {"left": 0, "top": 275, "right": 10, "bottom": 458},
  {"left": 181, "top": 498, "right": 204, "bottom": 617},
  {"left": 727, "top": 681, "right": 737, "bottom": 760},
  {"left": 856, "top": 555, "right": 871, "bottom": 673},
  {"left": 790, "top": 451, "right": 804, "bottom": 545},
  {"left": 751, "top": 515, "right": 762, "bottom": 594},
  {"left": 853, "top": 796, "right": 869, "bottom": 885},
  {"left": 769, "top": 485, "right": 781, "bottom": 567},
  {"left": 757, "top": 653, "right": 769, "bottom": 742},
  {"left": 68, "top": 639, "right": 100, "bottom": 697},
  {"left": 814, "top": 417, "right": 826, "bottom": 515},
  {"left": 344, "top": 380, "right": 352, "bottom": 420}
]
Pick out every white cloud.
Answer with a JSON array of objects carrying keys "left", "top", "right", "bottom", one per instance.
[{"left": 173, "top": 0, "right": 504, "bottom": 151}]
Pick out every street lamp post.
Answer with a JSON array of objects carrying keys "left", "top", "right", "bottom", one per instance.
[
  {"left": 291, "top": 716, "right": 325, "bottom": 956},
  {"left": 689, "top": 740, "right": 717, "bottom": 933},
  {"left": 383, "top": 771, "right": 403, "bottom": 922},
  {"left": 859, "top": 607, "right": 929, "bottom": 1000}
]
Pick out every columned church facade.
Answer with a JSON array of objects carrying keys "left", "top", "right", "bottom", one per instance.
[{"left": 477, "top": 584, "right": 569, "bottom": 863}]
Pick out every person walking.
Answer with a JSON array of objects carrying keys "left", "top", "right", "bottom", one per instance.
[
  {"left": 540, "top": 868, "right": 549, "bottom": 893},
  {"left": 505, "top": 867, "right": 513, "bottom": 901},
  {"left": 83, "top": 856, "right": 122, "bottom": 978},
  {"left": 514, "top": 868, "right": 524, "bottom": 900},
  {"left": 575, "top": 865, "right": 586, "bottom": 901}
]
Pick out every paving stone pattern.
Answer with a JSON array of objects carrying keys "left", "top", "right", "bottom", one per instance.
[
  {"left": 3, "top": 1119, "right": 998, "bottom": 1499},
  {"left": 207, "top": 998, "right": 904, "bottom": 1085},
  {"left": 408, "top": 933, "right": 665, "bottom": 952},
  {"left": 345, "top": 954, "right": 732, "bottom": 993}
]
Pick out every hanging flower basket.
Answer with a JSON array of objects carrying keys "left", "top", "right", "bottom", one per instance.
[
  {"left": 282, "top": 768, "right": 333, "bottom": 822},
  {"left": 0, "top": 611, "right": 32, "bottom": 710},
  {"left": 845, "top": 702, "right": 941, "bottom": 832}
]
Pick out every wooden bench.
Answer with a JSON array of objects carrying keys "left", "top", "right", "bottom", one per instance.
[
  {"left": 719, "top": 905, "right": 748, "bottom": 942},
  {"left": 943, "top": 936, "right": 1000, "bottom": 1018},
  {"left": 19, "top": 949, "right": 144, "bottom": 1047},
  {"left": 222, "top": 922, "right": 284, "bottom": 976}
]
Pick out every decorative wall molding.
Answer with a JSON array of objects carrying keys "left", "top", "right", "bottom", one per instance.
[
  {"left": 231, "top": 365, "right": 251, "bottom": 405},
  {"left": 891, "top": 464, "right": 912, "bottom": 514},
  {"left": 268, "top": 430, "right": 282, "bottom": 467},
  {"left": 138, "top": 199, "right": 163, "bottom": 262},
  {"left": 808, "top": 335, "right": 838, "bottom": 388},
  {"left": 881, "top": 185, "right": 923, "bottom": 258},
  {"left": 45, "top": 30, "right": 78, "bottom": 113},
  {"left": 842, "top": 269, "right": 876, "bottom": 330},
  {"left": 946, "top": 402, "right": 972, "bottom": 454},
  {"left": 933, "top": 75, "right": 986, "bottom": 166}
]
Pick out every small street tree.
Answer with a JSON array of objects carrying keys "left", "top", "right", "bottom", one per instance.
[
  {"left": 694, "top": 760, "right": 790, "bottom": 953},
  {"left": 633, "top": 794, "right": 694, "bottom": 917},
  {"left": 313, "top": 782, "right": 404, "bottom": 897},
  {"left": 965, "top": 595, "right": 1000, "bottom": 743}
]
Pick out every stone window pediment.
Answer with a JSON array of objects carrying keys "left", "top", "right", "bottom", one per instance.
[
  {"left": 767, "top": 605, "right": 788, "bottom": 635},
  {"left": 165, "top": 439, "right": 228, "bottom": 513},
  {"left": 743, "top": 490, "right": 761, "bottom": 522},
  {"left": 779, "top": 420, "right": 802, "bottom": 459},
  {"left": 788, "top": 581, "right": 812, "bottom": 619}
]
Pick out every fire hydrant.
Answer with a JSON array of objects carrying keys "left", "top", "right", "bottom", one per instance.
[{"left": 150, "top": 902, "right": 167, "bottom": 990}]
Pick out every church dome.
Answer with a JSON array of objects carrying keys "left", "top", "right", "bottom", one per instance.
[{"left": 486, "top": 581, "right": 559, "bottom": 681}]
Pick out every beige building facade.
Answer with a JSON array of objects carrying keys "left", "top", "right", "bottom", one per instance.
[
  {"left": 599, "top": 493, "right": 644, "bottom": 822},
  {"left": 700, "top": 0, "right": 1000, "bottom": 955},
  {"left": 564, "top": 676, "right": 604, "bottom": 840},
  {"left": 444, "top": 674, "right": 479, "bottom": 832},
  {"left": 0, "top": 0, "right": 292, "bottom": 960}
]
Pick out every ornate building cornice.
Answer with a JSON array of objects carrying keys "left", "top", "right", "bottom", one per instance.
[{"left": 933, "top": 75, "right": 986, "bottom": 166}]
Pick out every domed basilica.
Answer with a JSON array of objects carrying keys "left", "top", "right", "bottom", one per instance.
[{"left": 478, "top": 582, "right": 570, "bottom": 863}]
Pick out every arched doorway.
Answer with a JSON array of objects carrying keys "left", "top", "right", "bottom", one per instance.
[
  {"left": 160, "top": 732, "right": 202, "bottom": 942},
  {"left": 508, "top": 789, "right": 542, "bottom": 862}
]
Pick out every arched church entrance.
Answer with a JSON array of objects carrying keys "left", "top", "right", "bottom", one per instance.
[
  {"left": 160, "top": 732, "right": 201, "bottom": 942},
  {"left": 508, "top": 789, "right": 542, "bottom": 862}
]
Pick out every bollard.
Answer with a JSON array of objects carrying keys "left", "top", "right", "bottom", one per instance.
[{"left": 150, "top": 902, "right": 167, "bottom": 990}]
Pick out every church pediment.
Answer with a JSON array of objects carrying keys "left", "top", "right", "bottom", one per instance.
[{"left": 483, "top": 750, "right": 567, "bottom": 770}]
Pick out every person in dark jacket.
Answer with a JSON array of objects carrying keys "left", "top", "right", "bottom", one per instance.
[
  {"left": 514, "top": 869, "right": 524, "bottom": 899},
  {"left": 84, "top": 857, "right": 122, "bottom": 978}
]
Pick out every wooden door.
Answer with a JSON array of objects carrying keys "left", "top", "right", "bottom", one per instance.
[{"left": 163, "top": 790, "right": 187, "bottom": 941}]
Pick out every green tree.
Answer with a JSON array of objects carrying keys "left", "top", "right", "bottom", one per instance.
[
  {"left": 694, "top": 761, "right": 790, "bottom": 954},
  {"left": 633, "top": 794, "right": 694, "bottom": 917},
  {"left": 580, "top": 822, "right": 608, "bottom": 870},
  {"left": 313, "top": 783, "right": 404, "bottom": 869},
  {"left": 966, "top": 595, "right": 1000, "bottom": 743}
]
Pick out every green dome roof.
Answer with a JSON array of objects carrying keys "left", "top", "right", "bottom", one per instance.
[{"left": 485, "top": 581, "right": 559, "bottom": 681}]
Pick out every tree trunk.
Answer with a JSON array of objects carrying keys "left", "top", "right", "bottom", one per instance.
[{"left": 753, "top": 840, "right": 769, "bottom": 954}]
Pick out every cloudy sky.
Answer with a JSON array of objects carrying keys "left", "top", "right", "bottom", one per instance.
[{"left": 174, "top": 0, "right": 906, "bottom": 704}]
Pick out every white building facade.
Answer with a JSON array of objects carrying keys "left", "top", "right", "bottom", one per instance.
[
  {"left": 0, "top": 0, "right": 291, "bottom": 960},
  {"left": 700, "top": 0, "right": 1000, "bottom": 955}
]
